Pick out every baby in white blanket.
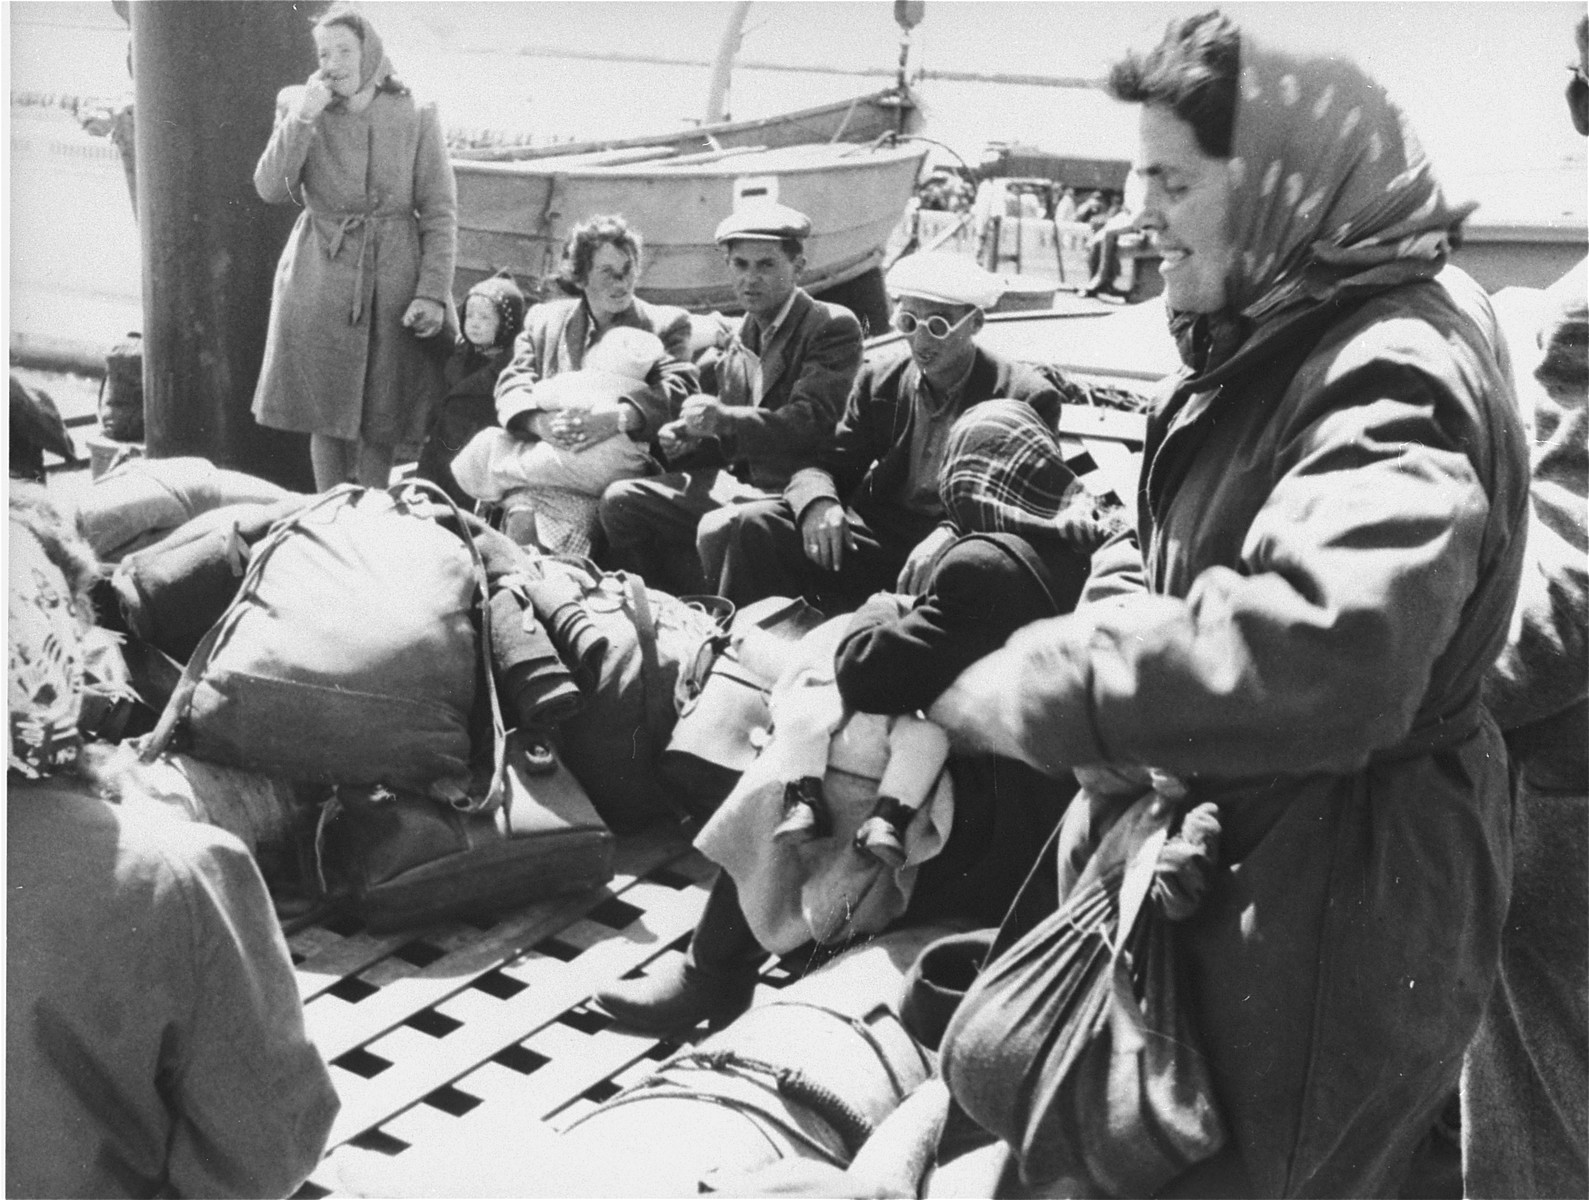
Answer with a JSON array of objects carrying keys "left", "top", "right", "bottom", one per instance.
[{"left": 451, "top": 325, "right": 664, "bottom": 504}]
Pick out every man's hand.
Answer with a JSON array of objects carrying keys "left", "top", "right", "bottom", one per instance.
[
  {"left": 401, "top": 297, "right": 445, "bottom": 339},
  {"left": 680, "top": 394, "right": 738, "bottom": 438},
  {"left": 800, "top": 499, "right": 854, "bottom": 573},
  {"left": 895, "top": 525, "right": 957, "bottom": 596},
  {"left": 297, "top": 72, "right": 334, "bottom": 122},
  {"left": 658, "top": 418, "right": 697, "bottom": 460}
]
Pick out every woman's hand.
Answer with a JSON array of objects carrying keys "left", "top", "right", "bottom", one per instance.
[
  {"left": 547, "top": 403, "right": 625, "bottom": 452},
  {"left": 297, "top": 71, "right": 334, "bottom": 122},
  {"left": 401, "top": 298, "right": 446, "bottom": 339}
]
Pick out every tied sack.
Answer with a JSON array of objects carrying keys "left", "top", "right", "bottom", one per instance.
[
  {"left": 938, "top": 792, "right": 1227, "bottom": 1195},
  {"left": 143, "top": 483, "right": 499, "bottom": 809}
]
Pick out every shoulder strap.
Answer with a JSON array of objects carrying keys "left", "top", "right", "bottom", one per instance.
[
  {"left": 624, "top": 571, "right": 668, "bottom": 736},
  {"left": 139, "top": 484, "right": 358, "bottom": 763},
  {"left": 390, "top": 477, "right": 507, "bottom": 815}
]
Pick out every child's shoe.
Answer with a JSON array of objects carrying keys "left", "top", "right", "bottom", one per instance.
[
  {"left": 773, "top": 776, "right": 830, "bottom": 843},
  {"left": 855, "top": 794, "right": 913, "bottom": 868}
]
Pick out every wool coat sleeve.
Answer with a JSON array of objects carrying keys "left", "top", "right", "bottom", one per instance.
[
  {"left": 162, "top": 830, "right": 338, "bottom": 1198},
  {"left": 783, "top": 357, "right": 892, "bottom": 520},
  {"left": 727, "top": 306, "right": 863, "bottom": 466},
  {"left": 1482, "top": 280, "right": 1588, "bottom": 733},
  {"left": 935, "top": 354, "right": 1501, "bottom": 779},
  {"left": 494, "top": 306, "right": 555, "bottom": 423},
  {"left": 410, "top": 101, "right": 458, "bottom": 305},
  {"left": 253, "top": 87, "right": 316, "bottom": 205}
]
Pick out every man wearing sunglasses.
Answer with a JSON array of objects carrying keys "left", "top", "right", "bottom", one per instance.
[{"left": 708, "top": 252, "right": 1063, "bottom": 610}]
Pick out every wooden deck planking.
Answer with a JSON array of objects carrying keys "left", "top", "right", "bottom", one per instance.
[
  {"left": 319, "top": 862, "right": 712, "bottom": 1146},
  {"left": 301, "top": 826, "right": 700, "bottom": 1060},
  {"left": 280, "top": 822, "right": 727, "bottom": 1198},
  {"left": 290, "top": 822, "right": 693, "bottom": 1003}
]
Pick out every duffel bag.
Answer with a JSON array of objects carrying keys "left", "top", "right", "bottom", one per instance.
[
  {"left": 659, "top": 595, "right": 826, "bottom": 822},
  {"left": 317, "top": 730, "right": 613, "bottom": 932},
  {"left": 111, "top": 495, "right": 315, "bottom": 663},
  {"left": 142, "top": 481, "right": 507, "bottom": 811},
  {"left": 80, "top": 454, "right": 296, "bottom": 563},
  {"left": 507, "top": 557, "right": 730, "bottom": 834}
]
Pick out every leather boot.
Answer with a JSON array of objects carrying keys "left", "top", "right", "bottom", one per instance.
[{"left": 594, "top": 874, "right": 762, "bottom": 1033}]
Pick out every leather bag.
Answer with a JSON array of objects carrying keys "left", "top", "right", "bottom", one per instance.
[{"left": 318, "top": 730, "right": 613, "bottom": 932}]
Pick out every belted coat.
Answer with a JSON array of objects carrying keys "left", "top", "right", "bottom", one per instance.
[
  {"left": 251, "top": 85, "right": 457, "bottom": 446},
  {"left": 944, "top": 267, "right": 1530, "bottom": 1196}
]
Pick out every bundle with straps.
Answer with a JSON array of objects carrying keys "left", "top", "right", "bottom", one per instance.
[
  {"left": 141, "top": 481, "right": 507, "bottom": 813},
  {"left": 503, "top": 556, "right": 730, "bottom": 833}
]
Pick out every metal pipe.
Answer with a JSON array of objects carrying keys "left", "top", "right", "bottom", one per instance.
[{"left": 131, "top": 0, "right": 326, "bottom": 490}]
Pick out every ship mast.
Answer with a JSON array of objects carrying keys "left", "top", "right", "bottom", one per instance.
[{"left": 703, "top": 1, "right": 753, "bottom": 126}]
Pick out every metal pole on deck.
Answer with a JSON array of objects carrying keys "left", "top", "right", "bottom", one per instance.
[{"left": 131, "top": 0, "right": 327, "bottom": 490}]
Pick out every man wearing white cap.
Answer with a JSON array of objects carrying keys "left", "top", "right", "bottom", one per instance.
[
  {"left": 598, "top": 202, "right": 864, "bottom": 594},
  {"left": 708, "top": 252, "right": 1062, "bottom": 609}
]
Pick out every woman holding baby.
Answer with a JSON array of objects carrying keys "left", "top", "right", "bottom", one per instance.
[{"left": 456, "top": 215, "right": 699, "bottom": 553}]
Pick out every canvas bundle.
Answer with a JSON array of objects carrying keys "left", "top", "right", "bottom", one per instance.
[{"left": 142, "top": 482, "right": 505, "bottom": 812}]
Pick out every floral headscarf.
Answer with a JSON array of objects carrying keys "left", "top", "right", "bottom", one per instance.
[
  {"left": 1174, "top": 32, "right": 1475, "bottom": 377},
  {"left": 9, "top": 523, "right": 86, "bottom": 778}
]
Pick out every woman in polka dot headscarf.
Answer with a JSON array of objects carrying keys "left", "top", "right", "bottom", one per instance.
[{"left": 927, "top": 11, "right": 1531, "bottom": 1196}]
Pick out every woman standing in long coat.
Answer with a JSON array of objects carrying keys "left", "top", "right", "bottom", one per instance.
[{"left": 252, "top": 5, "right": 457, "bottom": 490}]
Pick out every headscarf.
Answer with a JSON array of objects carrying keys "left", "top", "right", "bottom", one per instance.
[
  {"left": 9, "top": 522, "right": 86, "bottom": 779},
  {"left": 317, "top": 5, "right": 399, "bottom": 105},
  {"left": 463, "top": 271, "right": 527, "bottom": 352},
  {"left": 1173, "top": 32, "right": 1475, "bottom": 377},
  {"left": 940, "top": 399, "right": 1127, "bottom": 555}
]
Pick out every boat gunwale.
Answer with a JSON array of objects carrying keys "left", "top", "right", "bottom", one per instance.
[
  {"left": 453, "top": 141, "right": 928, "bottom": 181},
  {"left": 450, "top": 85, "right": 915, "bottom": 164}
]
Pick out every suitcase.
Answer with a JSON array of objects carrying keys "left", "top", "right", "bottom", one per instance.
[{"left": 319, "top": 731, "right": 614, "bottom": 932}]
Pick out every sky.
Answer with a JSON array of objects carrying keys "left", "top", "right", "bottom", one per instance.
[{"left": 8, "top": 0, "right": 1588, "bottom": 223}]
